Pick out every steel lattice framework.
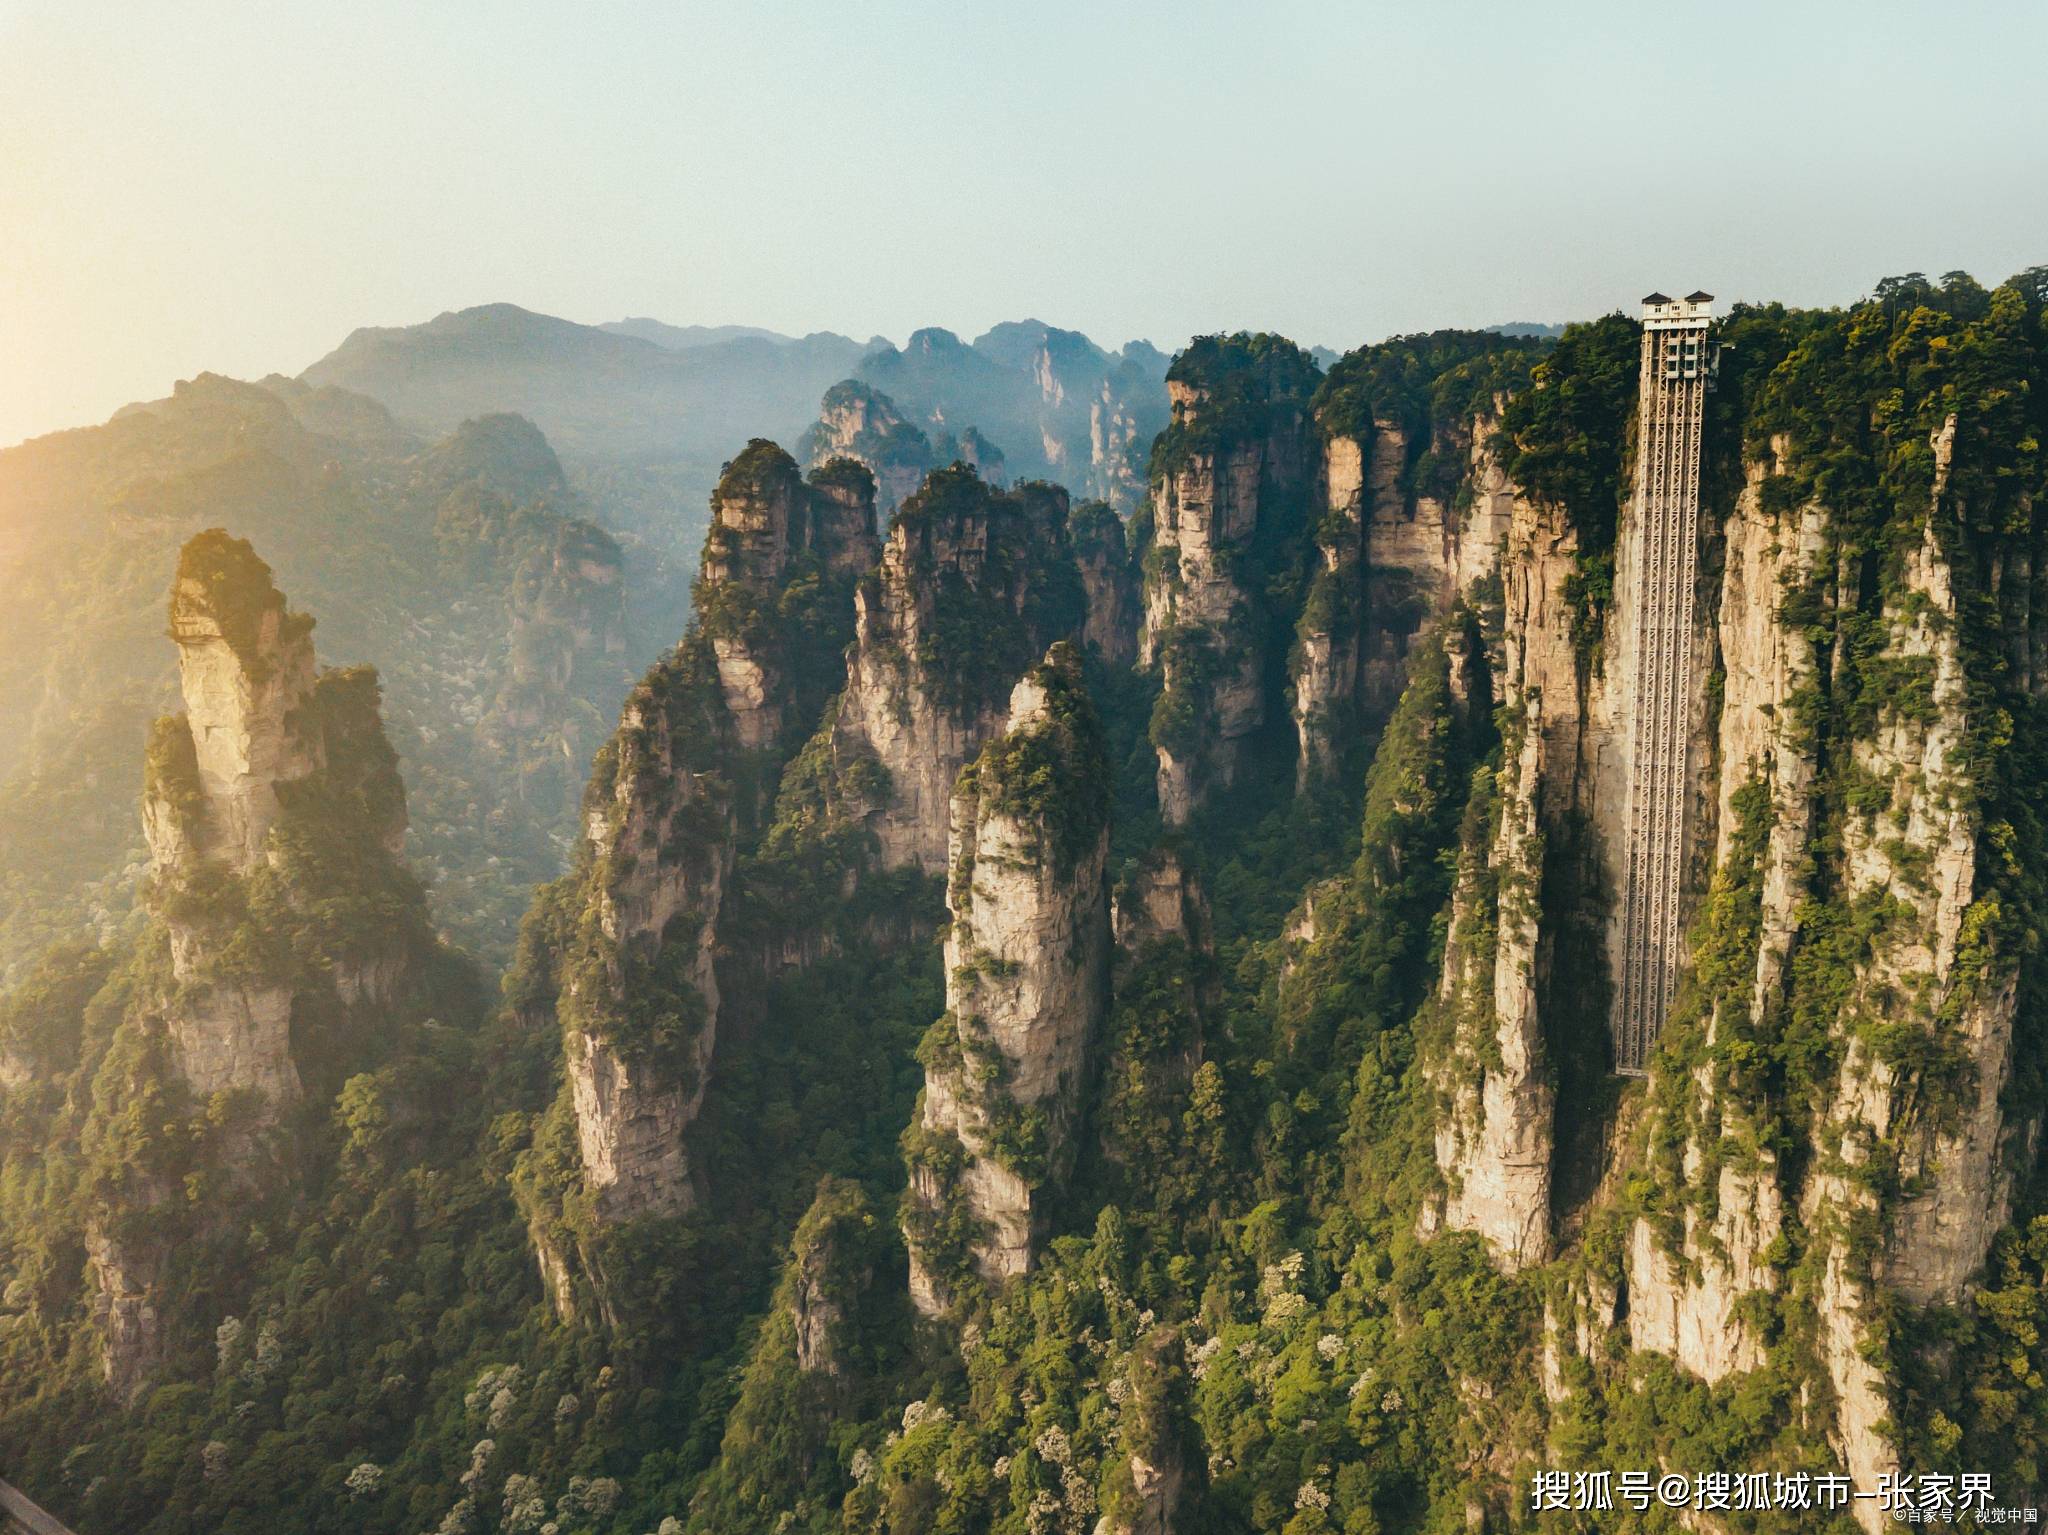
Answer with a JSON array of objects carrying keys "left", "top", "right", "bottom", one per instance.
[{"left": 1612, "top": 293, "right": 1714, "bottom": 1074}]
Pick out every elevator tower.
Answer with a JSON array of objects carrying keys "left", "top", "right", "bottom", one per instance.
[{"left": 1612, "top": 291, "right": 1716, "bottom": 1074}]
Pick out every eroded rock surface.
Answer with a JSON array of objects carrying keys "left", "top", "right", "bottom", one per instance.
[{"left": 904, "top": 646, "right": 1110, "bottom": 1314}]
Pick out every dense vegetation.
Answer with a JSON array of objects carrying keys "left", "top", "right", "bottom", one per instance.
[{"left": 4, "top": 272, "right": 2048, "bottom": 1535}]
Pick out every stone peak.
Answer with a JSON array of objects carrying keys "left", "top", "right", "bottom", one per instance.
[{"left": 169, "top": 529, "right": 312, "bottom": 668}]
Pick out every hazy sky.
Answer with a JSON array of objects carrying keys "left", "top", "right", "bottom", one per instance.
[{"left": 4, "top": 0, "right": 2045, "bottom": 448}]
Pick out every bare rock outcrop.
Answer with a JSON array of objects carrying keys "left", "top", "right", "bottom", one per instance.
[
  {"left": 154, "top": 531, "right": 323, "bottom": 872},
  {"left": 1142, "top": 336, "right": 1320, "bottom": 824},
  {"left": 800, "top": 381, "right": 933, "bottom": 516},
  {"left": 903, "top": 646, "right": 1110, "bottom": 1315},
  {"left": 1292, "top": 427, "right": 1368, "bottom": 785},
  {"left": 85, "top": 1229, "right": 164, "bottom": 1407},
  {"left": 823, "top": 465, "right": 1084, "bottom": 874},
  {"left": 697, "top": 440, "right": 878, "bottom": 753},
  {"left": 554, "top": 640, "right": 737, "bottom": 1227},
  {"left": 1354, "top": 413, "right": 1521, "bottom": 715},
  {"left": 140, "top": 533, "right": 413, "bottom": 1108},
  {"left": 1621, "top": 439, "right": 1817, "bottom": 1383},
  {"left": 1422, "top": 695, "right": 1554, "bottom": 1271},
  {"left": 91, "top": 530, "right": 423, "bottom": 1399}
]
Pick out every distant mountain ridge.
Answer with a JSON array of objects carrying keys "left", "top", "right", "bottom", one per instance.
[
  {"left": 299, "top": 302, "right": 1176, "bottom": 579},
  {"left": 302, "top": 303, "right": 874, "bottom": 464},
  {"left": 599, "top": 317, "right": 879, "bottom": 352}
]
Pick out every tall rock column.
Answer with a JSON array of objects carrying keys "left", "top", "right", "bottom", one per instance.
[
  {"left": 1069, "top": 499, "right": 1139, "bottom": 666},
  {"left": 93, "top": 529, "right": 424, "bottom": 1399},
  {"left": 140, "top": 529, "right": 413, "bottom": 1105},
  {"left": 552, "top": 639, "right": 738, "bottom": 1231},
  {"left": 824, "top": 466, "right": 1084, "bottom": 873},
  {"left": 1141, "top": 335, "right": 1320, "bottom": 825},
  {"left": 800, "top": 381, "right": 935, "bottom": 516},
  {"left": 1292, "top": 422, "right": 1369, "bottom": 785},
  {"left": 696, "top": 440, "right": 878, "bottom": 755},
  {"left": 1417, "top": 460, "right": 1577, "bottom": 1272},
  {"left": 902, "top": 645, "right": 1111, "bottom": 1314},
  {"left": 1421, "top": 695, "right": 1554, "bottom": 1271},
  {"left": 1802, "top": 417, "right": 2029, "bottom": 1517},
  {"left": 157, "top": 532, "right": 324, "bottom": 870}
]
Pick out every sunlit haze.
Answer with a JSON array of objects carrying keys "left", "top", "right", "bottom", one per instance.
[{"left": 3, "top": 0, "right": 2045, "bottom": 447}]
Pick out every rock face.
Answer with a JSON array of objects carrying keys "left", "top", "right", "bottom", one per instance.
[
  {"left": 799, "top": 381, "right": 936, "bottom": 516},
  {"left": 1792, "top": 417, "right": 2029, "bottom": 1517},
  {"left": 824, "top": 465, "right": 1084, "bottom": 874},
  {"left": 517, "top": 438, "right": 877, "bottom": 1321},
  {"left": 1456, "top": 295, "right": 2046, "bottom": 1532},
  {"left": 1069, "top": 500, "right": 1139, "bottom": 666},
  {"left": 1110, "top": 846, "right": 1212, "bottom": 1066},
  {"left": 93, "top": 530, "right": 422, "bottom": 1400},
  {"left": 1142, "top": 336, "right": 1321, "bottom": 824},
  {"left": 154, "top": 533, "right": 324, "bottom": 873},
  {"left": 785, "top": 1178, "right": 877, "bottom": 1379},
  {"left": 903, "top": 646, "right": 1110, "bottom": 1315},
  {"left": 1619, "top": 438, "right": 1816, "bottom": 1383},
  {"left": 1359, "top": 412, "right": 1522, "bottom": 713},
  {"left": 1295, "top": 343, "right": 1531, "bottom": 785},
  {"left": 1423, "top": 695, "right": 1555, "bottom": 1271},
  {"left": 1292, "top": 427, "right": 1367, "bottom": 785},
  {"left": 141, "top": 532, "right": 412, "bottom": 1106},
  {"left": 86, "top": 1229, "right": 163, "bottom": 1407},
  {"left": 1296, "top": 412, "right": 1522, "bottom": 781},
  {"left": 697, "top": 440, "right": 879, "bottom": 753},
  {"left": 1094, "top": 1326, "right": 1190, "bottom": 1535},
  {"left": 1114, "top": 846, "right": 1211, "bottom": 962},
  {"left": 555, "top": 640, "right": 737, "bottom": 1227}
]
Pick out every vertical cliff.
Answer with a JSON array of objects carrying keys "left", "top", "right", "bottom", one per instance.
[
  {"left": 1582, "top": 431, "right": 1815, "bottom": 1389},
  {"left": 822, "top": 466, "right": 1085, "bottom": 874},
  {"left": 1295, "top": 337, "right": 1543, "bottom": 782},
  {"left": 799, "top": 382, "right": 936, "bottom": 516},
  {"left": 1070, "top": 499, "right": 1139, "bottom": 667},
  {"left": 140, "top": 531, "right": 416, "bottom": 1104},
  {"left": 151, "top": 532, "right": 323, "bottom": 870},
  {"left": 1420, "top": 688, "right": 1554, "bottom": 1271},
  {"left": 695, "top": 440, "right": 878, "bottom": 756},
  {"left": 1291, "top": 421, "right": 1366, "bottom": 786},
  {"left": 1141, "top": 334, "right": 1320, "bottom": 824},
  {"left": 1442, "top": 281, "right": 2048, "bottom": 1525},
  {"left": 510, "top": 438, "right": 884, "bottom": 1326},
  {"left": 902, "top": 645, "right": 1110, "bottom": 1314},
  {"left": 89, "top": 529, "right": 428, "bottom": 1399},
  {"left": 521, "top": 637, "right": 737, "bottom": 1257}
]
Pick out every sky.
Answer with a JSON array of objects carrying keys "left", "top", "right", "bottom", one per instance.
[{"left": 3, "top": 0, "right": 2046, "bottom": 449}]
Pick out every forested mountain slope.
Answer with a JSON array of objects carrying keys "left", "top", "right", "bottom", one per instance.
[
  {"left": 0, "top": 376, "right": 634, "bottom": 969},
  {"left": 2, "top": 269, "right": 2046, "bottom": 1535}
]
